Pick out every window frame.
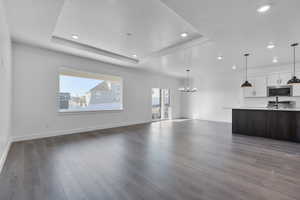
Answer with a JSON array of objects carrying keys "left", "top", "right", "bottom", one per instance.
[{"left": 58, "top": 68, "right": 123, "bottom": 113}]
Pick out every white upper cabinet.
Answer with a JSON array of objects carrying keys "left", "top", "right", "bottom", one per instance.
[
  {"left": 255, "top": 77, "right": 267, "bottom": 97},
  {"left": 267, "top": 73, "right": 280, "bottom": 86},
  {"left": 243, "top": 78, "right": 255, "bottom": 98},
  {"left": 243, "top": 71, "right": 300, "bottom": 98},
  {"left": 293, "top": 71, "right": 300, "bottom": 96},
  {"left": 293, "top": 85, "right": 300, "bottom": 96},
  {"left": 267, "top": 72, "right": 291, "bottom": 86},
  {"left": 279, "top": 72, "right": 292, "bottom": 85},
  {"left": 244, "top": 76, "right": 267, "bottom": 98}
]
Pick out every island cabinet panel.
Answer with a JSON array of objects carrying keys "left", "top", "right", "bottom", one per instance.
[
  {"left": 232, "top": 109, "right": 300, "bottom": 143},
  {"left": 295, "top": 112, "right": 300, "bottom": 141},
  {"left": 268, "top": 111, "right": 296, "bottom": 141}
]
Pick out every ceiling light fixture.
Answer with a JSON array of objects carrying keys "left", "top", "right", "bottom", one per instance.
[
  {"left": 272, "top": 57, "right": 278, "bottom": 63},
  {"left": 178, "top": 69, "right": 198, "bottom": 92},
  {"left": 287, "top": 43, "right": 300, "bottom": 84},
  {"left": 179, "top": 50, "right": 197, "bottom": 93},
  {"left": 71, "top": 34, "right": 79, "bottom": 40},
  {"left": 180, "top": 32, "right": 188, "bottom": 38},
  {"left": 267, "top": 42, "right": 275, "bottom": 49},
  {"left": 257, "top": 4, "right": 271, "bottom": 13},
  {"left": 241, "top": 53, "right": 252, "bottom": 87},
  {"left": 217, "top": 56, "right": 223, "bottom": 60},
  {"left": 232, "top": 65, "right": 237, "bottom": 70}
]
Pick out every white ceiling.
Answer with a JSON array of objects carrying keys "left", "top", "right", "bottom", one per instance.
[
  {"left": 160, "top": 0, "right": 300, "bottom": 73},
  {"left": 4, "top": 0, "right": 300, "bottom": 77},
  {"left": 53, "top": 0, "right": 200, "bottom": 59}
]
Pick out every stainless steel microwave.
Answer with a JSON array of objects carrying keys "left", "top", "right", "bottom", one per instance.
[{"left": 267, "top": 85, "right": 292, "bottom": 97}]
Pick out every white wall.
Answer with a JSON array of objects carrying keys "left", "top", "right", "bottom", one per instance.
[
  {"left": 11, "top": 42, "right": 182, "bottom": 140},
  {"left": 181, "top": 71, "right": 243, "bottom": 123},
  {"left": 0, "top": 0, "right": 12, "bottom": 170}
]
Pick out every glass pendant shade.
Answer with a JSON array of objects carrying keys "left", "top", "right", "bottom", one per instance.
[
  {"left": 287, "top": 43, "right": 299, "bottom": 85},
  {"left": 241, "top": 53, "right": 252, "bottom": 88}
]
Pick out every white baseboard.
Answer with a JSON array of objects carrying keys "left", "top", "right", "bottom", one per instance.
[
  {"left": 12, "top": 120, "right": 151, "bottom": 142},
  {"left": 193, "top": 118, "right": 232, "bottom": 124},
  {"left": 0, "top": 139, "right": 12, "bottom": 174},
  {"left": 1, "top": 120, "right": 150, "bottom": 174}
]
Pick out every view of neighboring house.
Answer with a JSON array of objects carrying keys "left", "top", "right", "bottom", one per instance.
[
  {"left": 85, "top": 81, "right": 121, "bottom": 105},
  {"left": 69, "top": 96, "right": 87, "bottom": 108},
  {"left": 59, "top": 92, "right": 71, "bottom": 109},
  {"left": 59, "top": 81, "right": 121, "bottom": 110}
]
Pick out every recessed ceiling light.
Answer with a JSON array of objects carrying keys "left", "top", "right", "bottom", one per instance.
[
  {"left": 232, "top": 65, "right": 237, "bottom": 70},
  {"left": 257, "top": 4, "right": 271, "bottom": 13},
  {"left": 217, "top": 56, "right": 223, "bottom": 60},
  {"left": 132, "top": 54, "right": 137, "bottom": 58},
  {"left": 72, "top": 34, "right": 79, "bottom": 40},
  {"left": 272, "top": 57, "right": 278, "bottom": 63},
  {"left": 267, "top": 42, "right": 275, "bottom": 49},
  {"left": 180, "top": 32, "right": 188, "bottom": 38}
]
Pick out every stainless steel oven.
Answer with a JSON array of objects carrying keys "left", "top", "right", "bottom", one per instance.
[{"left": 267, "top": 85, "right": 292, "bottom": 97}]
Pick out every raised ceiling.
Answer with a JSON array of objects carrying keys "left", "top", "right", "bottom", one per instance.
[
  {"left": 4, "top": 0, "right": 300, "bottom": 77},
  {"left": 53, "top": 0, "right": 200, "bottom": 59},
  {"left": 4, "top": 0, "right": 203, "bottom": 72}
]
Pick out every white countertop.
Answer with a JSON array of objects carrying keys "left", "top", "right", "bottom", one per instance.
[{"left": 225, "top": 106, "right": 300, "bottom": 111}]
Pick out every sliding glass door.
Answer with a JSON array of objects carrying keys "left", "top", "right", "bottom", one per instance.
[
  {"left": 161, "top": 89, "right": 170, "bottom": 119},
  {"left": 152, "top": 88, "right": 170, "bottom": 121}
]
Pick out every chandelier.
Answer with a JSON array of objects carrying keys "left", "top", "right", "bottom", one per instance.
[{"left": 178, "top": 69, "right": 198, "bottom": 92}]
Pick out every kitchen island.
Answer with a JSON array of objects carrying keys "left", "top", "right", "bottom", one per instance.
[{"left": 232, "top": 107, "right": 300, "bottom": 142}]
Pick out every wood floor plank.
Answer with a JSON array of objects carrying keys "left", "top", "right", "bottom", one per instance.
[{"left": 1, "top": 120, "right": 300, "bottom": 200}]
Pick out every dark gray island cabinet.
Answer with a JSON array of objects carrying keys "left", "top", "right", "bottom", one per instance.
[{"left": 232, "top": 108, "right": 300, "bottom": 143}]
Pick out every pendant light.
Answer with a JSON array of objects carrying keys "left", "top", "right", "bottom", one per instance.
[
  {"left": 178, "top": 50, "right": 198, "bottom": 93},
  {"left": 178, "top": 69, "right": 198, "bottom": 92},
  {"left": 241, "top": 53, "right": 252, "bottom": 87},
  {"left": 287, "top": 43, "right": 300, "bottom": 85}
]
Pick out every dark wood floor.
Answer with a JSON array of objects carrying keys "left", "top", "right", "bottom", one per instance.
[{"left": 1, "top": 119, "right": 300, "bottom": 200}]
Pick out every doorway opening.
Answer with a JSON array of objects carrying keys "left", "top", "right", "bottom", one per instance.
[{"left": 152, "top": 88, "right": 170, "bottom": 121}]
